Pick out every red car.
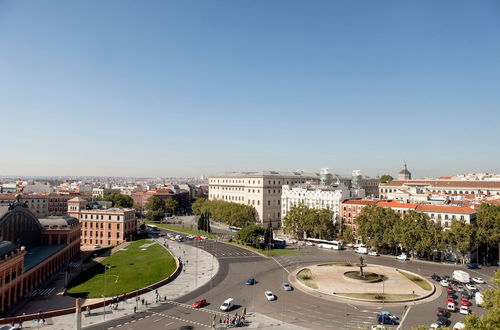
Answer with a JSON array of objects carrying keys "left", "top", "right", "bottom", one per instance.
[
  {"left": 194, "top": 236, "right": 203, "bottom": 240},
  {"left": 192, "top": 298, "right": 207, "bottom": 308},
  {"left": 461, "top": 301, "right": 472, "bottom": 306},
  {"left": 461, "top": 297, "right": 469, "bottom": 302},
  {"left": 446, "top": 287, "right": 455, "bottom": 293},
  {"left": 447, "top": 298, "right": 456, "bottom": 303}
]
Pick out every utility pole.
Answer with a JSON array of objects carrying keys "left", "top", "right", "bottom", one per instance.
[{"left": 75, "top": 298, "right": 81, "bottom": 330}]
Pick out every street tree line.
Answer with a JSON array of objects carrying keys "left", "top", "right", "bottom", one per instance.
[
  {"left": 96, "top": 192, "right": 134, "bottom": 208},
  {"left": 282, "top": 204, "right": 337, "bottom": 240},
  {"left": 356, "top": 203, "right": 499, "bottom": 263},
  {"left": 235, "top": 224, "right": 273, "bottom": 249},
  {"left": 191, "top": 198, "right": 256, "bottom": 227}
]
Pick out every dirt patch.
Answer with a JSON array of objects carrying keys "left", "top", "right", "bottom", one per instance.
[{"left": 297, "top": 268, "right": 318, "bottom": 289}]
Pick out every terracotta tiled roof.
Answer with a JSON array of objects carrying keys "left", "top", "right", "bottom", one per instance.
[
  {"left": 415, "top": 204, "right": 476, "bottom": 214},
  {"left": 0, "top": 194, "right": 17, "bottom": 200},
  {"left": 342, "top": 200, "right": 378, "bottom": 205},
  {"left": 380, "top": 180, "right": 500, "bottom": 189},
  {"left": 376, "top": 201, "right": 418, "bottom": 209}
]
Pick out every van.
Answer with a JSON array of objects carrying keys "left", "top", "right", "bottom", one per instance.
[
  {"left": 452, "top": 270, "right": 470, "bottom": 284},
  {"left": 355, "top": 246, "right": 368, "bottom": 254},
  {"left": 220, "top": 298, "right": 234, "bottom": 311},
  {"left": 475, "top": 292, "right": 484, "bottom": 307}
]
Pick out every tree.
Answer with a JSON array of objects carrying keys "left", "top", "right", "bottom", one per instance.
[
  {"left": 192, "top": 198, "right": 206, "bottom": 215},
  {"left": 314, "top": 208, "right": 336, "bottom": 240},
  {"left": 379, "top": 175, "right": 394, "bottom": 184},
  {"left": 165, "top": 198, "right": 179, "bottom": 216},
  {"left": 145, "top": 196, "right": 166, "bottom": 222},
  {"left": 197, "top": 213, "right": 205, "bottom": 231},
  {"left": 463, "top": 270, "right": 500, "bottom": 329},
  {"left": 476, "top": 203, "right": 500, "bottom": 264},
  {"left": 445, "top": 220, "right": 476, "bottom": 264},
  {"left": 283, "top": 204, "right": 312, "bottom": 238},
  {"left": 356, "top": 205, "right": 399, "bottom": 252},
  {"left": 199, "top": 200, "right": 256, "bottom": 227},
  {"left": 102, "top": 192, "right": 133, "bottom": 208},
  {"left": 236, "top": 225, "right": 265, "bottom": 247},
  {"left": 342, "top": 226, "right": 355, "bottom": 245}
]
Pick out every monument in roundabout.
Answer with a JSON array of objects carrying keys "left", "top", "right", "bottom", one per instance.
[{"left": 291, "top": 256, "right": 435, "bottom": 303}]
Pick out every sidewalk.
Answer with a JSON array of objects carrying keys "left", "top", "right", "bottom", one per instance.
[
  {"left": 12, "top": 238, "right": 308, "bottom": 330},
  {"left": 21, "top": 238, "right": 219, "bottom": 330}
]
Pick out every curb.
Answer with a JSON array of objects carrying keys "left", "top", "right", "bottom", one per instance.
[
  {"left": 0, "top": 241, "right": 182, "bottom": 326},
  {"left": 289, "top": 263, "right": 438, "bottom": 306}
]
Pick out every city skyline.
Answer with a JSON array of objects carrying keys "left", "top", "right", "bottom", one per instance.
[{"left": 1, "top": 1, "right": 499, "bottom": 177}]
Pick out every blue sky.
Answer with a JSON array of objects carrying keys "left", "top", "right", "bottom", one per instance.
[{"left": 1, "top": 0, "right": 499, "bottom": 178}]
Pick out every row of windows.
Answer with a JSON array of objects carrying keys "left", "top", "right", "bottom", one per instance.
[
  {"left": 83, "top": 239, "right": 116, "bottom": 245},
  {"left": 83, "top": 222, "right": 123, "bottom": 229},
  {"left": 1, "top": 266, "right": 22, "bottom": 285},
  {"left": 84, "top": 231, "right": 121, "bottom": 238},
  {"left": 210, "top": 179, "right": 306, "bottom": 186},
  {"left": 380, "top": 188, "right": 497, "bottom": 195}
]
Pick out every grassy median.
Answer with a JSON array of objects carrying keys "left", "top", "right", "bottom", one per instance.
[
  {"left": 145, "top": 221, "right": 218, "bottom": 239},
  {"left": 67, "top": 239, "right": 176, "bottom": 298},
  {"left": 397, "top": 269, "right": 432, "bottom": 291}
]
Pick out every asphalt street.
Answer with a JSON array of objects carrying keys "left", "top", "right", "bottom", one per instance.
[{"left": 86, "top": 229, "right": 497, "bottom": 330}]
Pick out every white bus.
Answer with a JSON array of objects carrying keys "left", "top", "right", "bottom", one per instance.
[
  {"left": 146, "top": 224, "right": 159, "bottom": 231},
  {"left": 305, "top": 238, "right": 342, "bottom": 250}
]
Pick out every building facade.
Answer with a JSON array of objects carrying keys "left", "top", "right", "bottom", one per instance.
[
  {"left": 132, "top": 189, "right": 190, "bottom": 212},
  {"left": 379, "top": 180, "right": 500, "bottom": 199},
  {"left": 281, "top": 184, "right": 365, "bottom": 227},
  {"left": 0, "top": 203, "right": 80, "bottom": 314},
  {"left": 68, "top": 198, "right": 137, "bottom": 247},
  {"left": 209, "top": 171, "right": 320, "bottom": 227}
]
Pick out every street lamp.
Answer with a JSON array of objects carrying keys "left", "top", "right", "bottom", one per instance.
[{"left": 103, "top": 264, "right": 111, "bottom": 320}]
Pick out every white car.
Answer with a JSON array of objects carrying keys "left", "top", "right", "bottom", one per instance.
[
  {"left": 265, "top": 291, "right": 275, "bottom": 301},
  {"left": 453, "top": 322, "right": 465, "bottom": 329},
  {"left": 472, "top": 277, "right": 485, "bottom": 284},
  {"left": 368, "top": 251, "right": 379, "bottom": 256},
  {"left": 440, "top": 279, "right": 449, "bottom": 287},
  {"left": 465, "top": 283, "right": 477, "bottom": 291},
  {"left": 283, "top": 283, "right": 293, "bottom": 291},
  {"left": 459, "top": 306, "right": 469, "bottom": 315},
  {"left": 396, "top": 253, "right": 408, "bottom": 261},
  {"left": 305, "top": 242, "right": 315, "bottom": 246},
  {"left": 370, "top": 326, "right": 387, "bottom": 330}
]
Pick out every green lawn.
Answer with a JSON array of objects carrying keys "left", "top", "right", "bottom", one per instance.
[
  {"left": 145, "top": 221, "right": 218, "bottom": 239},
  {"left": 67, "top": 239, "right": 176, "bottom": 298},
  {"left": 225, "top": 241, "right": 298, "bottom": 256},
  {"left": 397, "top": 269, "right": 433, "bottom": 291}
]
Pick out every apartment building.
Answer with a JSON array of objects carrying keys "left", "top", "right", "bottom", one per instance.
[
  {"left": 340, "top": 199, "right": 476, "bottom": 234},
  {"left": 209, "top": 171, "right": 320, "bottom": 227},
  {"left": 67, "top": 197, "right": 137, "bottom": 247},
  {"left": 380, "top": 180, "right": 500, "bottom": 199},
  {"left": 281, "top": 183, "right": 365, "bottom": 226}
]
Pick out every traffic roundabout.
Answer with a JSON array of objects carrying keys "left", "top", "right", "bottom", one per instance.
[{"left": 291, "top": 261, "right": 436, "bottom": 304}]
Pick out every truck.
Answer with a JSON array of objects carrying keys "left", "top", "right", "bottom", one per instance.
[
  {"left": 475, "top": 292, "right": 484, "bottom": 307},
  {"left": 452, "top": 270, "right": 470, "bottom": 284}
]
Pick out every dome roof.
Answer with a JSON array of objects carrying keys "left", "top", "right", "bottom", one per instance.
[
  {"left": 399, "top": 164, "right": 411, "bottom": 175},
  {"left": 38, "top": 216, "right": 79, "bottom": 227}
]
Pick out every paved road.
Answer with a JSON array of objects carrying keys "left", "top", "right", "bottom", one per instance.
[{"left": 86, "top": 230, "right": 497, "bottom": 330}]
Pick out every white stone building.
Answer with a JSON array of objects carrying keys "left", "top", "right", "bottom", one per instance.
[
  {"left": 208, "top": 171, "right": 320, "bottom": 227},
  {"left": 281, "top": 183, "right": 365, "bottom": 226}
]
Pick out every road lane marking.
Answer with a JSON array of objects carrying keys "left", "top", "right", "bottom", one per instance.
[
  {"left": 397, "top": 305, "right": 411, "bottom": 330},
  {"left": 272, "top": 256, "right": 290, "bottom": 274}
]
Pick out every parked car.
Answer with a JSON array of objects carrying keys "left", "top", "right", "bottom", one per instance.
[
  {"left": 440, "top": 280, "right": 450, "bottom": 287},
  {"left": 447, "top": 302, "right": 456, "bottom": 312},
  {"left": 192, "top": 298, "right": 207, "bottom": 308},
  {"left": 396, "top": 253, "right": 408, "bottom": 261},
  {"left": 446, "top": 287, "right": 455, "bottom": 293},
  {"left": 265, "top": 291, "right": 275, "bottom": 301},
  {"left": 459, "top": 305, "right": 469, "bottom": 315},
  {"left": 466, "top": 263, "right": 479, "bottom": 269},
  {"left": 456, "top": 284, "right": 465, "bottom": 290},
  {"left": 370, "top": 325, "right": 387, "bottom": 330},
  {"left": 475, "top": 292, "right": 484, "bottom": 307},
  {"left": 472, "top": 277, "right": 485, "bottom": 284},
  {"left": 368, "top": 251, "right": 379, "bottom": 256},
  {"left": 453, "top": 322, "right": 465, "bottom": 329},
  {"left": 356, "top": 246, "right": 368, "bottom": 254},
  {"left": 461, "top": 300, "right": 472, "bottom": 307},
  {"left": 447, "top": 297, "right": 456, "bottom": 303},
  {"left": 283, "top": 283, "right": 293, "bottom": 291},
  {"left": 245, "top": 278, "right": 255, "bottom": 285},
  {"left": 220, "top": 298, "right": 234, "bottom": 311},
  {"left": 465, "top": 283, "right": 477, "bottom": 291},
  {"left": 447, "top": 292, "right": 458, "bottom": 299}
]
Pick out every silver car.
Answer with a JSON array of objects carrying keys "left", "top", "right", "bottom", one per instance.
[{"left": 283, "top": 283, "right": 293, "bottom": 291}]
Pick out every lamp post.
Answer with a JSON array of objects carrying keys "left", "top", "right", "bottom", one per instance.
[{"left": 103, "top": 264, "right": 111, "bottom": 321}]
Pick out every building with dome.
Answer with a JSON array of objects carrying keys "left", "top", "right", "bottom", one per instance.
[
  {"left": 398, "top": 163, "right": 412, "bottom": 180},
  {"left": 0, "top": 202, "right": 80, "bottom": 314}
]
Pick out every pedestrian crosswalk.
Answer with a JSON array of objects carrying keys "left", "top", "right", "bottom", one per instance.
[{"left": 25, "top": 287, "right": 55, "bottom": 297}]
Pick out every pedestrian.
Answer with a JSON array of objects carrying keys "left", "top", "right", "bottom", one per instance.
[
  {"left": 134, "top": 306, "right": 137, "bottom": 313},
  {"left": 87, "top": 306, "right": 90, "bottom": 316},
  {"left": 19, "top": 320, "right": 23, "bottom": 328},
  {"left": 145, "top": 301, "right": 148, "bottom": 307},
  {"left": 412, "top": 290, "right": 415, "bottom": 295},
  {"left": 42, "top": 318, "right": 45, "bottom": 324}
]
